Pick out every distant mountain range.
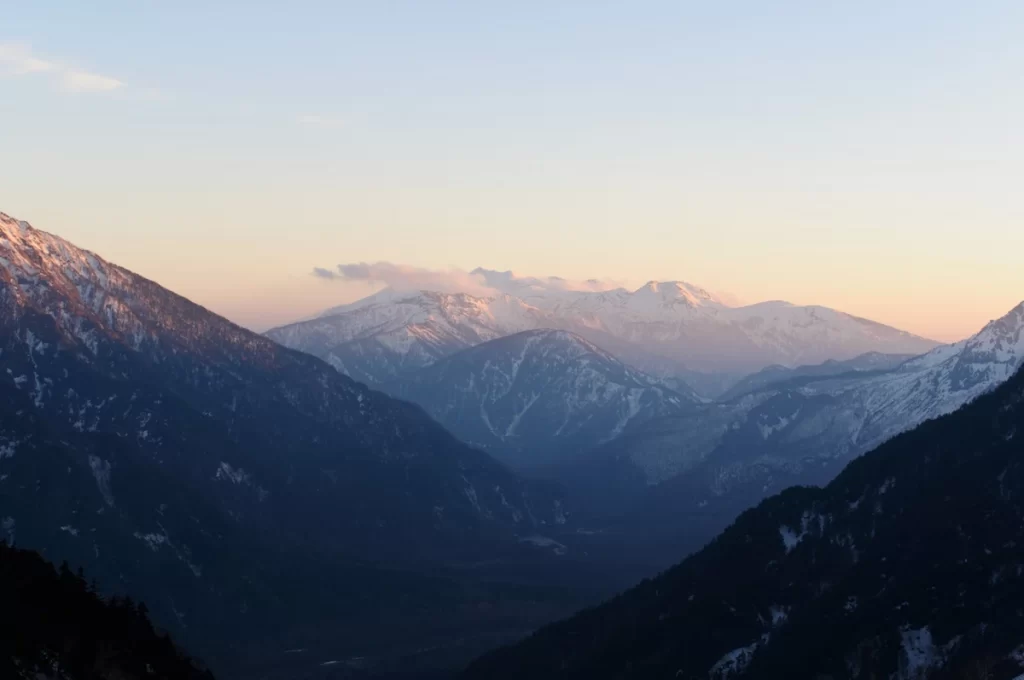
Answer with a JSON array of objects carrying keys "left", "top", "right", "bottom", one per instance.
[
  {"left": 0, "top": 212, "right": 578, "bottom": 675},
  {"left": 464, "top": 355, "right": 1024, "bottom": 680},
  {"left": 265, "top": 269, "right": 1018, "bottom": 570},
  {"left": 267, "top": 271, "right": 938, "bottom": 389},
  {"left": 384, "top": 329, "right": 701, "bottom": 467}
]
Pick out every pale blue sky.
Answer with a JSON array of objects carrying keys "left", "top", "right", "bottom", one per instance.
[{"left": 2, "top": 1, "right": 1023, "bottom": 339}]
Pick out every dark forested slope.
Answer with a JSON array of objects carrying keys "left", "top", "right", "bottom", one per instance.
[{"left": 0, "top": 542, "right": 213, "bottom": 679}]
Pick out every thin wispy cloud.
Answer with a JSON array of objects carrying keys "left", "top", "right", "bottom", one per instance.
[
  {"left": 312, "top": 262, "right": 630, "bottom": 298},
  {"left": 0, "top": 41, "right": 124, "bottom": 94},
  {"left": 313, "top": 262, "right": 496, "bottom": 296},
  {"left": 297, "top": 114, "right": 344, "bottom": 128},
  {"left": 0, "top": 43, "right": 56, "bottom": 75},
  {"left": 313, "top": 267, "right": 340, "bottom": 280},
  {"left": 62, "top": 69, "right": 123, "bottom": 93}
]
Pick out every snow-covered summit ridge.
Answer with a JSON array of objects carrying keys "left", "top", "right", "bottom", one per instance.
[
  {"left": 266, "top": 288, "right": 548, "bottom": 383},
  {"left": 470, "top": 266, "right": 729, "bottom": 310},
  {"left": 314, "top": 287, "right": 544, "bottom": 330},
  {"left": 904, "top": 300, "right": 1024, "bottom": 391},
  {"left": 633, "top": 280, "right": 725, "bottom": 309},
  {"left": 0, "top": 212, "right": 122, "bottom": 296}
]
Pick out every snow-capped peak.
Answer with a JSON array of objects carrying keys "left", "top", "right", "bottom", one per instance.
[
  {"left": 940, "top": 300, "right": 1024, "bottom": 388},
  {"left": 633, "top": 281, "right": 726, "bottom": 309},
  {"left": 265, "top": 288, "right": 550, "bottom": 383},
  {"left": 973, "top": 300, "right": 1024, "bottom": 344},
  {"left": 0, "top": 212, "right": 129, "bottom": 322},
  {"left": 1, "top": 213, "right": 108, "bottom": 282},
  {"left": 0, "top": 211, "right": 305, "bottom": 365},
  {"left": 294, "top": 288, "right": 546, "bottom": 339}
]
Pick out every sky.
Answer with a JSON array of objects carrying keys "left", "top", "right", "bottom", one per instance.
[{"left": 2, "top": 1, "right": 1023, "bottom": 342}]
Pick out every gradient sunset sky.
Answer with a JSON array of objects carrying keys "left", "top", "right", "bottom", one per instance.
[{"left": 3, "top": 1, "right": 1022, "bottom": 341}]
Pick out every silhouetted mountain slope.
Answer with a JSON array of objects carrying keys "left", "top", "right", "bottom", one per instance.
[
  {"left": 0, "top": 212, "right": 575, "bottom": 674},
  {"left": 0, "top": 542, "right": 213, "bottom": 679},
  {"left": 463, "top": 363, "right": 1024, "bottom": 680}
]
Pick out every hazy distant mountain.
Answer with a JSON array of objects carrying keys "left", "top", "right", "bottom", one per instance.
[
  {"left": 385, "top": 329, "right": 701, "bottom": 467},
  {"left": 595, "top": 300, "right": 1022, "bottom": 484},
  {"left": 464, "top": 360, "right": 1024, "bottom": 680},
  {"left": 475, "top": 268, "right": 938, "bottom": 370},
  {"left": 0, "top": 212, "right": 570, "bottom": 672},
  {"left": 719, "top": 351, "right": 918, "bottom": 401},
  {"left": 550, "top": 282, "right": 939, "bottom": 373}
]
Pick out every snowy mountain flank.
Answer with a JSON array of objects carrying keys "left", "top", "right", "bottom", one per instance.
[
  {"left": 0, "top": 212, "right": 573, "bottom": 672},
  {"left": 565, "top": 300, "right": 1024, "bottom": 566},
  {"left": 637, "top": 299, "right": 1023, "bottom": 486},
  {"left": 265, "top": 288, "right": 546, "bottom": 385},
  {"left": 384, "top": 329, "right": 701, "bottom": 466},
  {"left": 267, "top": 269, "right": 938, "bottom": 388}
]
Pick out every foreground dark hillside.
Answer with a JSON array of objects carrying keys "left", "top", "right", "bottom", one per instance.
[
  {"left": 464, "top": 363, "right": 1024, "bottom": 680},
  {"left": 0, "top": 542, "right": 212, "bottom": 679}
]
